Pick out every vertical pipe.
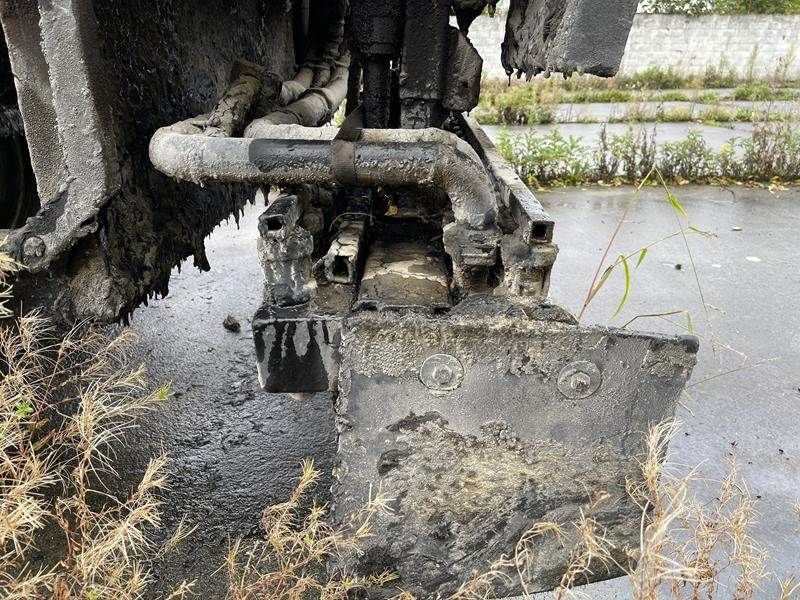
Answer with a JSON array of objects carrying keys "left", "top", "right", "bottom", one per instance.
[
  {"left": 292, "top": 0, "right": 310, "bottom": 66},
  {"left": 362, "top": 56, "right": 390, "bottom": 129},
  {"left": 400, "top": 0, "right": 451, "bottom": 129}
]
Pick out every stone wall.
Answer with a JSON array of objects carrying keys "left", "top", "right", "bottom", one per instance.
[{"left": 468, "top": 8, "right": 800, "bottom": 81}]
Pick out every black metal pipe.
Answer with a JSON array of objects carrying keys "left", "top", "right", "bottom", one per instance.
[
  {"left": 399, "top": 0, "right": 450, "bottom": 129},
  {"left": 149, "top": 125, "right": 496, "bottom": 229},
  {"left": 361, "top": 56, "right": 390, "bottom": 129}
]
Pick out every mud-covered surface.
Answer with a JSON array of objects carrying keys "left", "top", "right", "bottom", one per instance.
[
  {"left": 10, "top": 0, "right": 295, "bottom": 322},
  {"left": 332, "top": 305, "right": 695, "bottom": 597},
  {"left": 98, "top": 186, "right": 800, "bottom": 598},
  {"left": 342, "top": 413, "right": 639, "bottom": 597},
  {"left": 502, "top": 0, "right": 637, "bottom": 78},
  {"left": 356, "top": 240, "right": 452, "bottom": 312},
  {"left": 117, "top": 206, "right": 338, "bottom": 598}
]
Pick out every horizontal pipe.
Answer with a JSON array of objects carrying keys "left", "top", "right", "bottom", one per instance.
[{"left": 150, "top": 124, "right": 496, "bottom": 229}]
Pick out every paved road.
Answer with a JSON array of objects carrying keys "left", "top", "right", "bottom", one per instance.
[
  {"left": 122, "top": 184, "right": 800, "bottom": 598},
  {"left": 119, "top": 211, "right": 339, "bottom": 597},
  {"left": 532, "top": 184, "right": 800, "bottom": 598}
]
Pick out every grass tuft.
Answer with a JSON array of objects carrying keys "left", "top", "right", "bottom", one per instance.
[
  {"left": 225, "top": 459, "right": 398, "bottom": 600},
  {"left": 0, "top": 250, "right": 193, "bottom": 599}
]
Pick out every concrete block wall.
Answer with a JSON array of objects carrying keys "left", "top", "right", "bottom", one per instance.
[{"left": 469, "top": 7, "right": 800, "bottom": 81}]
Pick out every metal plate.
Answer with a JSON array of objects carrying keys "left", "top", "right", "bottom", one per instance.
[{"left": 332, "top": 298, "right": 697, "bottom": 598}]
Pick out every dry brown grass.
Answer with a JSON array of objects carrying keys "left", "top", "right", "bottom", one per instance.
[
  {"left": 225, "top": 458, "right": 397, "bottom": 600},
  {"left": 0, "top": 245, "right": 19, "bottom": 318},
  {"left": 234, "top": 417, "right": 787, "bottom": 600},
  {"left": 1, "top": 244, "right": 789, "bottom": 600},
  {"left": 626, "top": 422, "right": 771, "bottom": 600},
  {"left": 554, "top": 494, "right": 620, "bottom": 599},
  {"left": 0, "top": 264, "right": 193, "bottom": 600}
]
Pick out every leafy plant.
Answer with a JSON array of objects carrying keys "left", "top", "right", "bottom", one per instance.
[
  {"left": 732, "top": 81, "right": 777, "bottom": 101},
  {"left": 622, "top": 66, "right": 688, "bottom": 90},
  {"left": 640, "top": 0, "right": 713, "bottom": 14},
  {"left": 500, "top": 122, "right": 800, "bottom": 185},
  {"left": 595, "top": 126, "right": 656, "bottom": 183},
  {"left": 641, "top": 0, "right": 800, "bottom": 13},
  {"left": 701, "top": 60, "right": 739, "bottom": 88},
  {"left": 497, "top": 128, "right": 590, "bottom": 187},
  {"left": 739, "top": 121, "right": 800, "bottom": 179},
  {"left": 659, "top": 131, "right": 718, "bottom": 181},
  {"left": 473, "top": 80, "right": 555, "bottom": 125},
  {"left": 715, "top": 0, "right": 800, "bottom": 13}
]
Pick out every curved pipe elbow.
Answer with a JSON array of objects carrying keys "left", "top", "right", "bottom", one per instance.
[
  {"left": 433, "top": 135, "right": 496, "bottom": 229},
  {"left": 150, "top": 124, "right": 497, "bottom": 230},
  {"left": 359, "top": 129, "right": 496, "bottom": 228}
]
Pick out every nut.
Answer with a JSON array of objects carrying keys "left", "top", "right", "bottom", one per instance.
[
  {"left": 432, "top": 365, "right": 454, "bottom": 385},
  {"left": 569, "top": 371, "right": 592, "bottom": 392}
]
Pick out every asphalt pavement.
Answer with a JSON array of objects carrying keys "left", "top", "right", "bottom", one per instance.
[{"left": 122, "top": 184, "right": 800, "bottom": 598}]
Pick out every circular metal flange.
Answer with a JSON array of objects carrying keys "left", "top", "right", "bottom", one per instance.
[
  {"left": 557, "top": 360, "right": 602, "bottom": 400},
  {"left": 420, "top": 354, "right": 465, "bottom": 392}
]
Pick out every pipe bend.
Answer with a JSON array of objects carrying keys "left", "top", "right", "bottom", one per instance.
[
  {"left": 353, "top": 128, "right": 497, "bottom": 228},
  {"left": 433, "top": 133, "right": 497, "bottom": 229},
  {"left": 150, "top": 123, "right": 497, "bottom": 229}
]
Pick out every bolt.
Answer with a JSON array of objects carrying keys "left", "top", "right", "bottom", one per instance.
[
  {"left": 22, "top": 236, "right": 45, "bottom": 259},
  {"left": 420, "top": 354, "right": 464, "bottom": 391},
  {"left": 570, "top": 371, "right": 592, "bottom": 392},
  {"left": 557, "top": 360, "right": 602, "bottom": 400},
  {"left": 432, "top": 365, "right": 453, "bottom": 385}
]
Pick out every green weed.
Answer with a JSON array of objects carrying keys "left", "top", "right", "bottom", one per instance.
[
  {"left": 733, "top": 82, "right": 777, "bottom": 101},
  {"left": 498, "top": 122, "right": 800, "bottom": 185},
  {"left": 496, "top": 128, "right": 590, "bottom": 187},
  {"left": 620, "top": 66, "right": 687, "bottom": 90},
  {"left": 654, "top": 90, "right": 692, "bottom": 102},
  {"left": 696, "top": 90, "right": 722, "bottom": 103}
]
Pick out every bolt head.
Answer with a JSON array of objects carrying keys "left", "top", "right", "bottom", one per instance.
[
  {"left": 432, "top": 365, "right": 453, "bottom": 385},
  {"left": 22, "top": 236, "right": 45, "bottom": 259},
  {"left": 557, "top": 361, "right": 602, "bottom": 400},
  {"left": 570, "top": 372, "right": 592, "bottom": 392},
  {"left": 419, "top": 354, "right": 465, "bottom": 392}
]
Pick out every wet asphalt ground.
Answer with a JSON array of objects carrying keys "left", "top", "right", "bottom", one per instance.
[{"left": 123, "top": 184, "right": 800, "bottom": 598}]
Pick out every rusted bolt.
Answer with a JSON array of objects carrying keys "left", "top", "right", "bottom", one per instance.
[
  {"left": 557, "top": 361, "right": 602, "bottom": 400},
  {"left": 420, "top": 354, "right": 464, "bottom": 392},
  {"left": 22, "top": 236, "right": 45, "bottom": 259}
]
